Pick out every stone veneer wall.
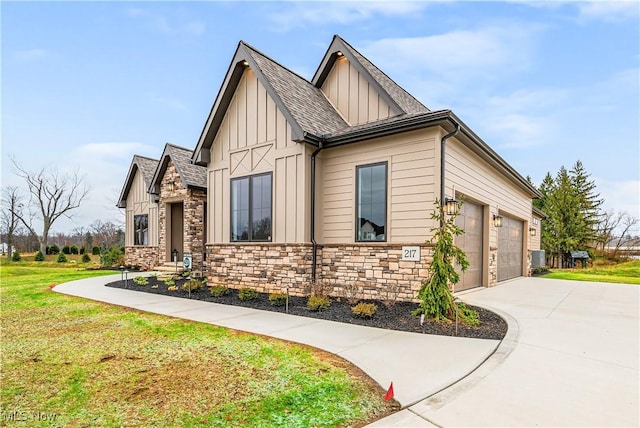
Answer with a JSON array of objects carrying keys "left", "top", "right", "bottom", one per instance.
[
  {"left": 319, "top": 244, "right": 432, "bottom": 301},
  {"left": 205, "top": 243, "right": 433, "bottom": 302},
  {"left": 157, "top": 160, "right": 207, "bottom": 268},
  {"left": 125, "top": 246, "right": 159, "bottom": 269},
  {"left": 206, "top": 244, "right": 314, "bottom": 296}
]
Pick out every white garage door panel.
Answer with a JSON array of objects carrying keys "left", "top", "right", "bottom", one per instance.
[
  {"left": 455, "top": 201, "right": 483, "bottom": 291},
  {"left": 498, "top": 215, "right": 523, "bottom": 282}
]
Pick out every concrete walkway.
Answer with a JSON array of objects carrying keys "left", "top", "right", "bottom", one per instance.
[
  {"left": 372, "top": 277, "right": 639, "bottom": 427},
  {"left": 55, "top": 275, "right": 638, "bottom": 427},
  {"left": 53, "top": 274, "right": 499, "bottom": 409}
]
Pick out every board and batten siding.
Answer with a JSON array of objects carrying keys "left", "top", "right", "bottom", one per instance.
[
  {"left": 207, "top": 69, "right": 308, "bottom": 244},
  {"left": 320, "top": 57, "right": 393, "bottom": 126},
  {"left": 125, "top": 169, "right": 158, "bottom": 246},
  {"left": 319, "top": 129, "right": 439, "bottom": 244}
]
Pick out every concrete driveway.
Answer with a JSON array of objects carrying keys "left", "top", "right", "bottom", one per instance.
[{"left": 373, "top": 277, "right": 639, "bottom": 427}]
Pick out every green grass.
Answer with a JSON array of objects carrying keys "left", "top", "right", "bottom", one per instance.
[
  {"left": 1, "top": 260, "right": 389, "bottom": 427},
  {"left": 542, "top": 260, "right": 640, "bottom": 284}
]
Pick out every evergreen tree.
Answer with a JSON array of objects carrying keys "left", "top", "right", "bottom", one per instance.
[{"left": 569, "top": 160, "right": 603, "bottom": 249}]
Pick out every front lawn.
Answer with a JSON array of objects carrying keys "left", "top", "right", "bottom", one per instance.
[
  {"left": 0, "top": 261, "right": 389, "bottom": 427},
  {"left": 542, "top": 260, "right": 640, "bottom": 285}
]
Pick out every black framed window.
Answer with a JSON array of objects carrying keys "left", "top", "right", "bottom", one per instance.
[
  {"left": 134, "top": 214, "right": 148, "bottom": 245},
  {"left": 356, "top": 162, "right": 387, "bottom": 242},
  {"left": 231, "top": 173, "right": 272, "bottom": 241}
]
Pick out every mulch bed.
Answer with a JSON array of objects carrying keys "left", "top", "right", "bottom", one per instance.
[{"left": 106, "top": 277, "right": 507, "bottom": 341}]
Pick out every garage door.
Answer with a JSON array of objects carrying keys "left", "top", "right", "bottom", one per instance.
[
  {"left": 498, "top": 215, "right": 523, "bottom": 282},
  {"left": 454, "top": 200, "right": 483, "bottom": 291}
]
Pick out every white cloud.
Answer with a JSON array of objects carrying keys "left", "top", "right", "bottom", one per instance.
[
  {"left": 125, "top": 7, "right": 205, "bottom": 37},
  {"left": 13, "top": 48, "right": 47, "bottom": 62},
  {"left": 361, "top": 25, "right": 539, "bottom": 78},
  {"left": 596, "top": 178, "right": 640, "bottom": 219},
  {"left": 267, "top": 1, "right": 429, "bottom": 31},
  {"left": 577, "top": 0, "right": 639, "bottom": 22}
]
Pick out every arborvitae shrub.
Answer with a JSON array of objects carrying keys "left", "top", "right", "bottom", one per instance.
[
  {"left": 34, "top": 250, "right": 45, "bottom": 261},
  {"left": 81, "top": 254, "right": 91, "bottom": 263},
  {"left": 57, "top": 253, "right": 68, "bottom": 263},
  {"left": 70, "top": 245, "right": 79, "bottom": 255},
  {"left": 11, "top": 251, "right": 21, "bottom": 262},
  {"left": 62, "top": 245, "right": 71, "bottom": 255}
]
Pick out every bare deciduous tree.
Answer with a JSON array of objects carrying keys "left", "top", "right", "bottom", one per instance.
[
  {"left": 11, "top": 159, "right": 89, "bottom": 254},
  {"left": 610, "top": 213, "right": 639, "bottom": 259},
  {"left": 1, "top": 186, "right": 25, "bottom": 259}
]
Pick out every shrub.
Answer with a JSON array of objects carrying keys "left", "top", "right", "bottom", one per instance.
[
  {"left": 81, "top": 254, "right": 91, "bottom": 263},
  {"left": 183, "top": 279, "right": 203, "bottom": 292},
  {"left": 238, "top": 288, "right": 258, "bottom": 301},
  {"left": 341, "top": 281, "right": 361, "bottom": 305},
  {"left": 70, "top": 245, "right": 79, "bottom": 255},
  {"left": 164, "top": 278, "right": 175, "bottom": 287},
  {"left": 133, "top": 276, "right": 148, "bottom": 286},
  {"left": 457, "top": 302, "right": 480, "bottom": 327},
  {"left": 49, "top": 244, "right": 60, "bottom": 255},
  {"left": 100, "top": 246, "right": 124, "bottom": 267},
  {"left": 91, "top": 246, "right": 101, "bottom": 255},
  {"left": 167, "top": 285, "right": 178, "bottom": 292},
  {"left": 11, "top": 251, "right": 21, "bottom": 262},
  {"left": 62, "top": 245, "right": 71, "bottom": 255},
  {"left": 352, "top": 303, "right": 377, "bottom": 318},
  {"left": 79, "top": 246, "right": 86, "bottom": 255},
  {"left": 381, "top": 283, "right": 401, "bottom": 308},
  {"left": 34, "top": 250, "right": 45, "bottom": 262},
  {"left": 210, "top": 285, "right": 229, "bottom": 297},
  {"left": 182, "top": 271, "right": 191, "bottom": 278},
  {"left": 56, "top": 253, "right": 68, "bottom": 263},
  {"left": 268, "top": 292, "right": 287, "bottom": 306},
  {"left": 309, "top": 279, "right": 333, "bottom": 298},
  {"left": 307, "top": 296, "right": 330, "bottom": 312}
]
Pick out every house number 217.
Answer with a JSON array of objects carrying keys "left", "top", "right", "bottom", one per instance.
[{"left": 401, "top": 246, "right": 420, "bottom": 261}]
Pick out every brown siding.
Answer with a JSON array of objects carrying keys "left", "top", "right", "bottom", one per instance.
[
  {"left": 208, "top": 69, "right": 307, "bottom": 244},
  {"left": 125, "top": 169, "right": 158, "bottom": 247},
  {"left": 320, "top": 57, "right": 392, "bottom": 125},
  {"left": 319, "top": 129, "right": 439, "bottom": 244}
]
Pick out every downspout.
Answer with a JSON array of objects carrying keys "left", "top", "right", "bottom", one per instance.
[
  {"left": 310, "top": 141, "right": 324, "bottom": 282},
  {"left": 440, "top": 122, "right": 461, "bottom": 227}
]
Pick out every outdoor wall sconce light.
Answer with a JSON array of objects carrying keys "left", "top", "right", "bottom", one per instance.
[
  {"left": 168, "top": 180, "right": 176, "bottom": 192},
  {"left": 529, "top": 227, "right": 536, "bottom": 237},
  {"left": 241, "top": 60, "right": 249, "bottom": 67},
  {"left": 443, "top": 198, "right": 459, "bottom": 216},
  {"left": 493, "top": 214, "right": 503, "bottom": 228},
  {"left": 336, "top": 51, "right": 344, "bottom": 57}
]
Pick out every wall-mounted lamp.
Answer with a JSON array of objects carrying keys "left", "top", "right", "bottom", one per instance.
[
  {"left": 241, "top": 60, "right": 249, "bottom": 67},
  {"left": 493, "top": 214, "right": 503, "bottom": 228},
  {"left": 168, "top": 180, "right": 175, "bottom": 192},
  {"left": 443, "top": 198, "right": 459, "bottom": 216},
  {"left": 336, "top": 51, "right": 344, "bottom": 57},
  {"left": 529, "top": 227, "right": 536, "bottom": 237}
]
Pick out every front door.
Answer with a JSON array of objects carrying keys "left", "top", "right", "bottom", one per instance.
[{"left": 169, "top": 202, "right": 184, "bottom": 262}]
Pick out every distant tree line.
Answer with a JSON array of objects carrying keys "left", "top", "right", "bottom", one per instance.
[{"left": 531, "top": 160, "right": 638, "bottom": 268}]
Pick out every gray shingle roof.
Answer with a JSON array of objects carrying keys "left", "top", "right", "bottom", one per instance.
[
  {"left": 164, "top": 144, "right": 207, "bottom": 189},
  {"left": 117, "top": 155, "right": 159, "bottom": 208},
  {"left": 134, "top": 155, "right": 159, "bottom": 186},
  {"left": 150, "top": 144, "right": 207, "bottom": 193},
  {"left": 244, "top": 43, "right": 348, "bottom": 137}
]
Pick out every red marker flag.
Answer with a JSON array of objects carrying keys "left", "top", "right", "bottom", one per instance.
[{"left": 384, "top": 382, "right": 394, "bottom": 401}]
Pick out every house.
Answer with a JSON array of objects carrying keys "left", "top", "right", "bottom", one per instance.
[
  {"left": 118, "top": 144, "right": 207, "bottom": 270},
  {"left": 189, "top": 35, "right": 542, "bottom": 300},
  {"left": 118, "top": 35, "right": 542, "bottom": 300}
]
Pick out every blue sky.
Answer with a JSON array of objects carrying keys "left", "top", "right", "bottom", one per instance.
[{"left": 2, "top": 1, "right": 638, "bottom": 235}]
